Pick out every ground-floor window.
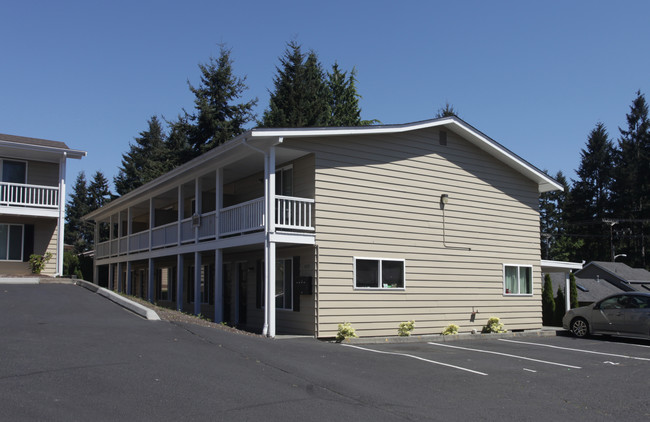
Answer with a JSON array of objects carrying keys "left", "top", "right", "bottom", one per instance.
[
  {"left": 503, "top": 264, "right": 532, "bottom": 295},
  {"left": 156, "top": 267, "right": 176, "bottom": 301},
  {"left": 260, "top": 258, "right": 293, "bottom": 310},
  {"left": 0, "top": 224, "right": 23, "bottom": 261},
  {"left": 354, "top": 257, "right": 405, "bottom": 289}
]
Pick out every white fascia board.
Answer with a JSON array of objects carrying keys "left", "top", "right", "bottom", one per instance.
[
  {"left": 0, "top": 207, "right": 59, "bottom": 218},
  {"left": 541, "top": 260, "right": 584, "bottom": 272},
  {"left": 0, "top": 141, "right": 86, "bottom": 159}
]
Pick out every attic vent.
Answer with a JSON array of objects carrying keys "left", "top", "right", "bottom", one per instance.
[{"left": 439, "top": 130, "right": 447, "bottom": 146}]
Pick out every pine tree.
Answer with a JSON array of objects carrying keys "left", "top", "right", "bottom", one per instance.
[
  {"left": 88, "top": 171, "right": 112, "bottom": 211},
  {"left": 435, "top": 101, "right": 459, "bottom": 118},
  {"left": 542, "top": 274, "right": 555, "bottom": 326},
  {"left": 611, "top": 91, "right": 650, "bottom": 267},
  {"left": 186, "top": 47, "right": 257, "bottom": 153},
  {"left": 566, "top": 123, "right": 615, "bottom": 261},
  {"left": 65, "top": 172, "right": 90, "bottom": 253},
  {"left": 540, "top": 171, "right": 582, "bottom": 261},
  {"left": 327, "top": 63, "right": 362, "bottom": 126},
  {"left": 262, "top": 42, "right": 330, "bottom": 128},
  {"left": 114, "top": 116, "right": 169, "bottom": 196}
]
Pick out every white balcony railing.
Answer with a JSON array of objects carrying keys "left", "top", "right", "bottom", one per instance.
[
  {"left": 0, "top": 182, "right": 59, "bottom": 208},
  {"left": 94, "top": 195, "right": 314, "bottom": 259}
]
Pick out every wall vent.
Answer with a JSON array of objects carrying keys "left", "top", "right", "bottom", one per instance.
[{"left": 439, "top": 130, "right": 447, "bottom": 146}]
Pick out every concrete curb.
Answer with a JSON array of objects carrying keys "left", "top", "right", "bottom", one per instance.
[
  {"left": 0, "top": 277, "right": 40, "bottom": 284},
  {"left": 339, "top": 328, "right": 566, "bottom": 345},
  {"left": 76, "top": 280, "right": 160, "bottom": 321}
]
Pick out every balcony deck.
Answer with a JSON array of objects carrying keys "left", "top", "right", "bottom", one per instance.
[
  {"left": 0, "top": 182, "right": 60, "bottom": 217},
  {"left": 95, "top": 195, "right": 314, "bottom": 259}
]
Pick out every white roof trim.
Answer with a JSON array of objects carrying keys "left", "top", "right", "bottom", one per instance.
[
  {"left": 0, "top": 140, "right": 86, "bottom": 159},
  {"left": 541, "top": 260, "right": 584, "bottom": 271}
]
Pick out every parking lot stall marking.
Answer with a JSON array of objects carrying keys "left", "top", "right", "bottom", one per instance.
[
  {"left": 342, "top": 344, "right": 488, "bottom": 376},
  {"left": 523, "top": 368, "right": 537, "bottom": 373},
  {"left": 427, "top": 342, "right": 582, "bottom": 369},
  {"left": 498, "top": 339, "right": 650, "bottom": 362}
]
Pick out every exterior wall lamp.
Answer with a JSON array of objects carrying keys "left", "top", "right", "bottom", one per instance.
[{"left": 440, "top": 194, "right": 449, "bottom": 206}]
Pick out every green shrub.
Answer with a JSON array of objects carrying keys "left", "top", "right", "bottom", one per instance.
[
  {"left": 442, "top": 324, "right": 459, "bottom": 335},
  {"left": 482, "top": 317, "right": 507, "bottom": 333},
  {"left": 555, "top": 286, "right": 566, "bottom": 326},
  {"left": 397, "top": 320, "right": 415, "bottom": 336},
  {"left": 336, "top": 322, "right": 358, "bottom": 342},
  {"left": 542, "top": 273, "right": 555, "bottom": 326},
  {"left": 29, "top": 252, "right": 52, "bottom": 274}
]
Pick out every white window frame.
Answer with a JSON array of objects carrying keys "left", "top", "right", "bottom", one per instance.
[
  {"left": 354, "top": 257, "right": 406, "bottom": 290},
  {"left": 275, "top": 164, "right": 293, "bottom": 196},
  {"left": 1, "top": 159, "right": 28, "bottom": 184},
  {"left": 261, "top": 257, "right": 294, "bottom": 311},
  {"left": 0, "top": 223, "right": 24, "bottom": 262},
  {"left": 502, "top": 264, "right": 533, "bottom": 296}
]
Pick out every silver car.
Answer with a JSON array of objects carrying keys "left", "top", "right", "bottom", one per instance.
[{"left": 563, "top": 292, "right": 650, "bottom": 339}]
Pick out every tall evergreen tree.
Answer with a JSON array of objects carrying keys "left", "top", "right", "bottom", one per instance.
[
  {"left": 114, "top": 116, "right": 169, "bottom": 196},
  {"left": 65, "top": 172, "right": 90, "bottom": 252},
  {"left": 186, "top": 47, "right": 257, "bottom": 153},
  {"left": 569, "top": 272, "right": 579, "bottom": 309},
  {"left": 542, "top": 273, "right": 555, "bottom": 326},
  {"left": 612, "top": 91, "right": 650, "bottom": 267},
  {"left": 566, "top": 123, "right": 615, "bottom": 261},
  {"left": 327, "top": 63, "right": 362, "bottom": 126},
  {"left": 554, "top": 286, "right": 566, "bottom": 326},
  {"left": 87, "top": 171, "right": 112, "bottom": 245},
  {"left": 435, "top": 101, "right": 459, "bottom": 118},
  {"left": 540, "top": 171, "right": 582, "bottom": 261},
  {"left": 261, "top": 42, "right": 331, "bottom": 128}
]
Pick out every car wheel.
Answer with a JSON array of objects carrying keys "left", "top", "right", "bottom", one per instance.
[{"left": 571, "top": 318, "right": 589, "bottom": 338}]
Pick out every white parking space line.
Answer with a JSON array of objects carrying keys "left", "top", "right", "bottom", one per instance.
[
  {"left": 428, "top": 342, "right": 582, "bottom": 369},
  {"left": 498, "top": 339, "right": 650, "bottom": 362},
  {"left": 342, "top": 344, "right": 488, "bottom": 376},
  {"left": 603, "top": 340, "right": 650, "bottom": 349}
]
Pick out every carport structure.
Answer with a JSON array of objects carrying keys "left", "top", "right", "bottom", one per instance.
[{"left": 541, "top": 260, "right": 584, "bottom": 310}]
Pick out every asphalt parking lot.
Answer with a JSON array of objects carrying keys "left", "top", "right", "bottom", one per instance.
[{"left": 2, "top": 283, "right": 649, "bottom": 421}]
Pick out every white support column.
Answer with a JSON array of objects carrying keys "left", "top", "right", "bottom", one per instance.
[
  {"left": 214, "top": 249, "right": 223, "bottom": 323},
  {"left": 233, "top": 262, "right": 240, "bottom": 326},
  {"left": 194, "top": 252, "right": 201, "bottom": 315},
  {"left": 56, "top": 153, "right": 67, "bottom": 276},
  {"left": 215, "top": 168, "right": 222, "bottom": 238},
  {"left": 565, "top": 272, "right": 571, "bottom": 310},
  {"left": 176, "top": 254, "right": 184, "bottom": 311},
  {"left": 262, "top": 149, "right": 270, "bottom": 337},
  {"left": 149, "top": 198, "right": 154, "bottom": 252},
  {"left": 267, "top": 147, "right": 277, "bottom": 338},
  {"left": 195, "top": 177, "right": 202, "bottom": 243},
  {"left": 148, "top": 258, "right": 154, "bottom": 303},
  {"left": 126, "top": 261, "right": 132, "bottom": 295}
]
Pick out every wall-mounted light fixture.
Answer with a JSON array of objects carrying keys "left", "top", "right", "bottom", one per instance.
[{"left": 440, "top": 194, "right": 449, "bottom": 206}]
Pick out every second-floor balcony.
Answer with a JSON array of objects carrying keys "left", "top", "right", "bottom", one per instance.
[
  {"left": 95, "top": 195, "right": 314, "bottom": 260},
  {"left": 0, "top": 182, "right": 59, "bottom": 214}
]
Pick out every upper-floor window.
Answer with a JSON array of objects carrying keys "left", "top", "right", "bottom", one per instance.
[
  {"left": 275, "top": 166, "right": 293, "bottom": 196},
  {"left": 503, "top": 264, "right": 532, "bottom": 295},
  {"left": 1, "top": 160, "right": 27, "bottom": 184},
  {"left": 0, "top": 224, "right": 23, "bottom": 261}
]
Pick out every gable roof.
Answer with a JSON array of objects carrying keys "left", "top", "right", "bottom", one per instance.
[
  {"left": 250, "top": 117, "right": 563, "bottom": 193},
  {"left": 547, "top": 272, "right": 624, "bottom": 304},
  {"left": 576, "top": 261, "right": 650, "bottom": 292},
  {"left": 0, "top": 133, "right": 86, "bottom": 159}
]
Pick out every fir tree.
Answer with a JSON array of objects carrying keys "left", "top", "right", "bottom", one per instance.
[
  {"left": 554, "top": 286, "right": 566, "bottom": 326},
  {"left": 88, "top": 171, "right": 112, "bottom": 210},
  {"left": 542, "top": 274, "right": 555, "bottom": 326},
  {"left": 65, "top": 172, "right": 90, "bottom": 253},
  {"left": 186, "top": 47, "right": 257, "bottom": 153},
  {"left": 435, "top": 101, "right": 459, "bottom": 118},
  {"left": 569, "top": 272, "right": 579, "bottom": 309},
  {"left": 262, "top": 42, "right": 330, "bottom": 128},
  {"left": 327, "top": 63, "right": 362, "bottom": 126},
  {"left": 540, "top": 171, "right": 582, "bottom": 261},
  {"left": 114, "top": 116, "right": 169, "bottom": 195},
  {"left": 567, "top": 123, "right": 615, "bottom": 261}
]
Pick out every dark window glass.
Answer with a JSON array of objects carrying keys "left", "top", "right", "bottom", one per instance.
[
  {"left": 382, "top": 260, "right": 404, "bottom": 288},
  {"left": 2, "top": 161, "right": 26, "bottom": 183},
  {"left": 356, "top": 259, "right": 379, "bottom": 288},
  {"left": 9, "top": 225, "right": 22, "bottom": 260}
]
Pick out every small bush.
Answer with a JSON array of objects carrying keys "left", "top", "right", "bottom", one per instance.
[
  {"left": 442, "top": 324, "right": 459, "bottom": 335},
  {"left": 29, "top": 252, "right": 52, "bottom": 274},
  {"left": 336, "top": 322, "right": 358, "bottom": 342},
  {"left": 482, "top": 317, "right": 507, "bottom": 333},
  {"left": 397, "top": 320, "right": 415, "bottom": 336}
]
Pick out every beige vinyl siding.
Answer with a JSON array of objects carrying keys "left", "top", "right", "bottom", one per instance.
[
  {"left": 286, "top": 128, "right": 542, "bottom": 338},
  {"left": 27, "top": 160, "right": 59, "bottom": 187},
  {"left": 0, "top": 216, "right": 57, "bottom": 276}
]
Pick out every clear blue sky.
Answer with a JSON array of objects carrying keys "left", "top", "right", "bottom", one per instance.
[{"left": 2, "top": 1, "right": 649, "bottom": 193}]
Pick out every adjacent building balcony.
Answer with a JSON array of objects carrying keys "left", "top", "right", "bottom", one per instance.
[
  {"left": 95, "top": 195, "right": 314, "bottom": 260},
  {"left": 0, "top": 182, "right": 60, "bottom": 217}
]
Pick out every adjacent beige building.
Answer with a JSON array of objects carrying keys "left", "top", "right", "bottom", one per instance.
[
  {"left": 85, "top": 117, "right": 561, "bottom": 338},
  {"left": 0, "top": 134, "right": 86, "bottom": 276}
]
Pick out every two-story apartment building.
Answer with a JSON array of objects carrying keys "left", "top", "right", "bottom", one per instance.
[
  {"left": 0, "top": 133, "right": 86, "bottom": 276},
  {"left": 84, "top": 117, "right": 561, "bottom": 338}
]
